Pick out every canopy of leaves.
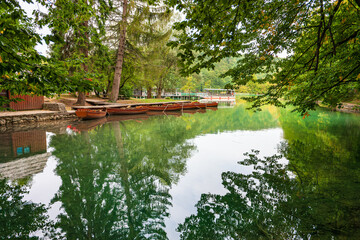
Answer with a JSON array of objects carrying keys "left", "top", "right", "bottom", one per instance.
[
  {"left": 37, "top": 0, "right": 113, "bottom": 95},
  {"left": 167, "top": 0, "right": 360, "bottom": 114},
  {"left": 0, "top": 0, "right": 75, "bottom": 108}
]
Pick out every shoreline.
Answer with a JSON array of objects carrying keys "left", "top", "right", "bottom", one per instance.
[
  {"left": 333, "top": 102, "right": 360, "bottom": 113},
  {"left": 1, "top": 99, "right": 358, "bottom": 128},
  {"left": 0, "top": 98, "right": 191, "bottom": 127}
]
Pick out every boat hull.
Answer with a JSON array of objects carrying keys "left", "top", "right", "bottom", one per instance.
[
  {"left": 148, "top": 104, "right": 182, "bottom": 111},
  {"left": 181, "top": 102, "right": 206, "bottom": 109},
  {"left": 107, "top": 107, "right": 148, "bottom": 115},
  {"left": 205, "top": 102, "right": 218, "bottom": 107},
  {"left": 75, "top": 109, "right": 107, "bottom": 120}
]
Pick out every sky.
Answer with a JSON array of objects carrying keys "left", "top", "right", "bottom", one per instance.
[{"left": 20, "top": 0, "right": 51, "bottom": 56}]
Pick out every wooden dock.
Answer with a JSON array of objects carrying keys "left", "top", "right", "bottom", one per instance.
[{"left": 71, "top": 99, "right": 191, "bottom": 110}]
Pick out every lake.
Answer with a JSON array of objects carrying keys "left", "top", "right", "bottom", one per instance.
[{"left": 1, "top": 102, "right": 359, "bottom": 239}]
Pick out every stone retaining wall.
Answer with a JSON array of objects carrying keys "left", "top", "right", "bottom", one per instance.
[
  {"left": 335, "top": 103, "right": 360, "bottom": 113},
  {"left": 0, "top": 112, "right": 77, "bottom": 126}
]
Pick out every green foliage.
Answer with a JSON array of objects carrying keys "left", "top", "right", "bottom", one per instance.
[
  {"left": 0, "top": 0, "right": 76, "bottom": 108},
  {"left": 0, "top": 179, "right": 51, "bottom": 239},
  {"left": 118, "top": 83, "right": 133, "bottom": 98},
  {"left": 168, "top": 0, "right": 360, "bottom": 114},
  {"left": 181, "top": 76, "right": 196, "bottom": 93},
  {"left": 38, "top": 0, "right": 113, "bottom": 96}
]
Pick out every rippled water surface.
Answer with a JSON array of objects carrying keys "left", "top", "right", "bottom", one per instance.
[{"left": 1, "top": 103, "right": 359, "bottom": 239}]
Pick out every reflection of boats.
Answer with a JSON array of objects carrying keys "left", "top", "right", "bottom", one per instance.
[
  {"left": 148, "top": 104, "right": 182, "bottom": 111},
  {"left": 107, "top": 107, "right": 148, "bottom": 115},
  {"left": 107, "top": 114, "right": 150, "bottom": 122},
  {"left": 147, "top": 111, "right": 182, "bottom": 117},
  {"left": 164, "top": 111, "right": 182, "bottom": 117},
  {"left": 71, "top": 117, "right": 107, "bottom": 131},
  {"left": 75, "top": 109, "right": 107, "bottom": 120},
  {"left": 182, "top": 109, "right": 207, "bottom": 114}
]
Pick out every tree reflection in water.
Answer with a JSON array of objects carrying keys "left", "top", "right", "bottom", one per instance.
[
  {"left": 2, "top": 105, "right": 359, "bottom": 239},
  {"left": 178, "top": 141, "right": 360, "bottom": 239},
  {"left": 0, "top": 179, "right": 51, "bottom": 239},
  {"left": 49, "top": 117, "right": 195, "bottom": 239}
]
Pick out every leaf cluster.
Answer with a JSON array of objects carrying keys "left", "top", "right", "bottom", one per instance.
[{"left": 167, "top": 0, "right": 360, "bottom": 113}]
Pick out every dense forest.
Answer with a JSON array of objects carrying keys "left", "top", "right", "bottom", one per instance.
[{"left": 1, "top": 0, "right": 360, "bottom": 112}]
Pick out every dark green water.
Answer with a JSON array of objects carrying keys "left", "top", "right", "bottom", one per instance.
[{"left": 0, "top": 104, "right": 359, "bottom": 239}]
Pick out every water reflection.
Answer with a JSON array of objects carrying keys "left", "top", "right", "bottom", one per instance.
[
  {"left": 0, "top": 179, "right": 51, "bottom": 239},
  {"left": 0, "top": 130, "right": 47, "bottom": 162},
  {"left": 0, "top": 104, "right": 359, "bottom": 239},
  {"left": 0, "top": 130, "right": 49, "bottom": 181},
  {"left": 178, "top": 109, "right": 360, "bottom": 239},
  {"left": 49, "top": 115, "right": 196, "bottom": 239}
]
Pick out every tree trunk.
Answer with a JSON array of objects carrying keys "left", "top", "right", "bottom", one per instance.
[
  {"left": 75, "top": 13, "right": 89, "bottom": 106},
  {"left": 156, "top": 86, "right": 162, "bottom": 98},
  {"left": 147, "top": 86, "right": 152, "bottom": 99},
  {"left": 156, "top": 79, "right": 162, "bottom": 98},
  {"left": 75, "top": 92, "right": 86, "bottom": 105},
  {"left": 109, "top": 0, "right": 128, "bottom": 102}
]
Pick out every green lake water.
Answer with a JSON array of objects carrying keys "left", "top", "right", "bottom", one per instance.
[{"left": 0, "top": 103, "right": 359, "bottom": 239}]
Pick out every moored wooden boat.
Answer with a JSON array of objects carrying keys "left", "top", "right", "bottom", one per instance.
[
  {"left": 147, "top": 104, "right": 182, "bottom": 111},
  {"left": 107, "top": 107, "right": 148, "bottom": 115},
  {"left": 75, "top": 109, "right": 107, "bottom": 120},
  {"left": 205, "top": 102, "right": 218, "bottom": 107},
  {"left": 181, "top": 102, "right": 206, "bottom": 109}
]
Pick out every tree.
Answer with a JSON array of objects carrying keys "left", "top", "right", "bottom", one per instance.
[
  {"left": 107, "top": 0, "right": 173, "bottom": 101},
  {"left": 168, "top": 0, "right": 360, "bottom": 114},
  {"left": 40, "top": 0, "right": 112, "bottom": 105},
  {"left": 0, "top": 0, "right": 74, "bottom": 109},
  {"left": 134, "top": 3, "right": 173, "bottom": 99},
  {"left": 109, "top": 0, "right": 129, "bottom": 102},
  {"left": 154, "top": 46, "right": 178, "bottom": 98},
  {"left": 181, "top": 76, "right": 196, "bottom": 93}
]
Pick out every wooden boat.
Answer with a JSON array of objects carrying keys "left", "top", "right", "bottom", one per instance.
[
  {"left": 147, "top": 104, "right": 182, "bottom": 111},
  {"left": 107, "top": 106, "right": 148, "bottom": 115},
  {"left": 205, "top": 102, "right": 218, "bottom": 107},
  {"left": 181, "top": 102, "right": 206, "bottom": 109},
  {"left": 75, "top": 109, "right": 107, "bottom": 120}
]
